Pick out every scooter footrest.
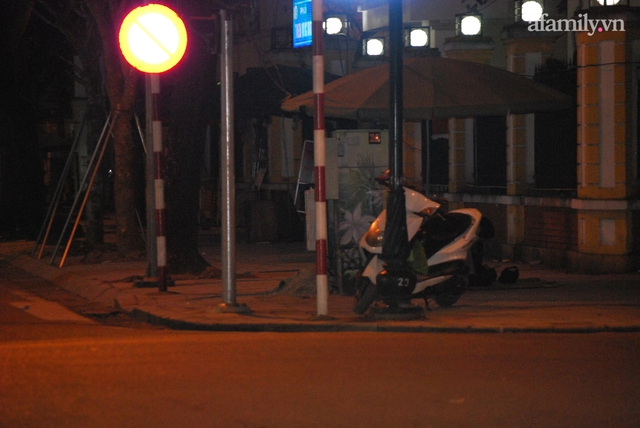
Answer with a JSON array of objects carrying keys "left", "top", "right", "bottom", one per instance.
[{"left": 426, "top": 260, "right": 468, "bottom": 278}]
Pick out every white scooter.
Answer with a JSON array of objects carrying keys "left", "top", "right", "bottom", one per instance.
[{"left": 354, "top": 186, "right": 485, "bottom": 314}]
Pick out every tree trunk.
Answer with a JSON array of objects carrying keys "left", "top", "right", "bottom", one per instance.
[
  {"left": 0, "top": 1, "right": 45, "bottom": 240},
  {"left": 163, "top": 40, "right": 217, "bottom": 274},
  {"left": 0, "top": 54, "right": 44, "bottom": 240},
  {"left": 86, "top": 0, "right": 143, "bottom": 256},
  {"left": 83, "top": 102, "right": 107, "bottom": 248},
  {"left": 165, "top": 122, "right": 210, "bottom": 274}
]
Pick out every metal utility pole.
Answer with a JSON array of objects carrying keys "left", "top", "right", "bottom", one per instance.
[
  {"left": 381, "top": 0, "right": 409, "bottom": 266},
  {"left": 376, "top": 0, "right": 414, "bottom": 310},
  {"left": 218, "top": 9, "right": 249, "bottom": 313}
]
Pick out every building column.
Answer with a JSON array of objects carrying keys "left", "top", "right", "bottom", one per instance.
[
  {"left": 447, "top": 117, "right": 470, "bottom": 196},
  {"left": 573, "top": 6, "right": 640, "bottom": 273},
  {"left": 502, "top": 25, "right": 557, "bottom": 249},
  {"left": 442, "top": 36, "right": 494, "bottom": 206}
]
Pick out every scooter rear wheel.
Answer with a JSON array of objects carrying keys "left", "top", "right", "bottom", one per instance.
[
  {"left": 353, "top": 278, "right": 377, "bottom": 314},
  {"left": 432, "top": 274, "right": 467, "bottom": 307}
]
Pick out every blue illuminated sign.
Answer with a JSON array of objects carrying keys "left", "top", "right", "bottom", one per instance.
[{"left": 293, "top": 0, "right": 312, "bottom": 48}]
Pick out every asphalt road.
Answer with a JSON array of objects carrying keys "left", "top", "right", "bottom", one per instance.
[{"left": 1, "top": 268, "right": 639, "bottom": 428}]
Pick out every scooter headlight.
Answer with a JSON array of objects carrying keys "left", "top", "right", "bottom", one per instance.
[{"left": 364, "top": 220, "right": 384, "bottom": 248}]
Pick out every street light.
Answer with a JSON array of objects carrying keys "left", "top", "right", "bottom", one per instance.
[
  {"left": 456, "top": 13, "right": 483, "bottom": 36},
  {"left": 592, "top": 0, "right": 627, "bottom": 5},
  {"left": 405, "top": 26, "right": 430, "bottom": 48},
  {"left": 363, "top": 37, "right": 385, "bottom": 55},
  {"left": 516, "top": 0, "right": 544, "bottom": 22},
  {"left": 324, "top": 16, "right": 348, "bottom": 35}
]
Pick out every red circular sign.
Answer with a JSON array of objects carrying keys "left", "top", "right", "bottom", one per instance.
[{"left": 119, "top": 4, "right": 188, "bottom": 73}]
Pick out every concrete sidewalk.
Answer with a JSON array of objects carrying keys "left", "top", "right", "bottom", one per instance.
[{"left": 1, "top": 237, "right": 640, "bottom": 333}]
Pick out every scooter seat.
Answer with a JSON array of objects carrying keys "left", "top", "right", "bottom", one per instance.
[{"left": 417, "top": 212, "right": 472, "bottom": 258}]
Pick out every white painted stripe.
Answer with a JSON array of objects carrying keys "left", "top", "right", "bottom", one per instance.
[
  {"left": 315, "top": 201, "right": 327, "bottom": 240},
  {"left": 156, "top": 236, "right": 166, "bottom": 266},
  {"left": 154, "top": 180, "right": 165, "bottom": 209},
  {"left": 153, "top": 121, "right": 162, "bottom": 152},
  {"left": 313, "top": 129, "right": 326, "bottom": 165},
  {"left": 313, "top": 1, "right": 322, "bottom": 21},
  {"left": 599, "top": 40, "right": 615, "bottom": 188},
  {"left": 151, "top": 73, "right": 160, "bottom": 94},
  {"left": 316, "top": 274, "right": 328, "bottom": 316}
]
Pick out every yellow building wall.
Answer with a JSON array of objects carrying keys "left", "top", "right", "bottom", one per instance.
[
  {"left": 576, "top": 25, "right": 638, "bottom": 200},
  {"left": 573, "top": 9, "right": 640, "bottom": 265},
  {"left": 266, "top": 116, "right": 304, "bottom": 187},
  {"left": 577, "top": 210, "right": 631, "bottom": 255}
]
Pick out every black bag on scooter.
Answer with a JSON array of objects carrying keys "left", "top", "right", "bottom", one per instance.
[
  {"left": 498, "top": 266, "right": 519, "bottom": 284},
  {"left": 469, "top": 264, "right": 497, "bottom": 287}
]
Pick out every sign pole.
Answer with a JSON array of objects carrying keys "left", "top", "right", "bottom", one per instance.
[
  {"left": 217, "top": 9, "right": 249, "bottom": 313},
  {"left": 313, "top": 0, "right": 329, "bottom": 316},
  {"left": 151, "top": 74, "right": 168, "bottom": 292},
  {"left": 118, "top": 3, "right": 187, "bottom": 291},
  {"left": 376, "top": 0, "right": 415, "bottom": 313},
  {"left": 145, "top": 74, "right": 157, "bottom": 280}
]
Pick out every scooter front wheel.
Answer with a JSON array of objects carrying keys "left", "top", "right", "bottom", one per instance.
[{"left": 353, "top": 277, "right": 377, "bottom": 314}]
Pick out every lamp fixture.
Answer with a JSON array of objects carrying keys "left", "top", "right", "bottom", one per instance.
[
  {"left": 516, "top": 0, "right": 544, "bottom": 22},
  {"left": 324, "top": 16, "right": 348, "bottom": 36},
  {"left": 363, "top": 37, "right": 384, "bottom": 56},
  {"left": 591, "top": 0, "right": 628, "bottom": 5},
  {"left": 404, "top": 26, "right": 430, "bottom": 48},
  {"left": 456, "top": 13, "right": 482, "bottom": 36}
]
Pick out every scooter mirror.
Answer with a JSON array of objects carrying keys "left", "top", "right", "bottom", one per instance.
[
  {"left": 375, "top": 170, "right": 407, "bottom": 187},
  {"left": 375, "top": 170, "right": 391, "bottom": 186}
]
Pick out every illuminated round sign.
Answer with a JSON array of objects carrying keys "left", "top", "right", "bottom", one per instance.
[{"left": 119, "top": 4, "right": 187, "bottom": 73}]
